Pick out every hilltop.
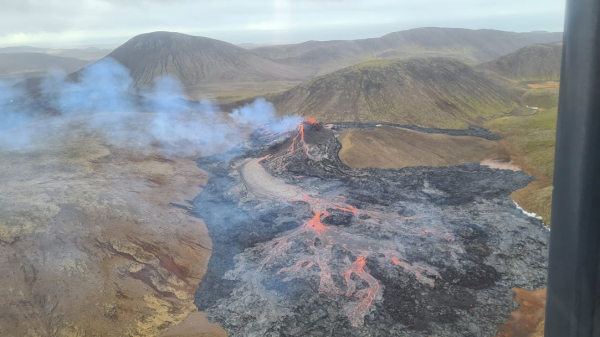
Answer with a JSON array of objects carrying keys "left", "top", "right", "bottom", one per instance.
[
  {"left": 478, "top": 43, "right": 563, "bottom": 81},
  {"left": 254, "top": 27, "right": 563, "bottom": 75},
  {"left": 99, "top": 31, "right": 311, "bottom": 89},
  {"left": 269, "top": 57, "right": 524, "bottom": 128}
]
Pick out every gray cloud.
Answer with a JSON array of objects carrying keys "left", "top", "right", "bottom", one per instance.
[{"left": 0, "top": 0, "right": 565, "bottom": 47}]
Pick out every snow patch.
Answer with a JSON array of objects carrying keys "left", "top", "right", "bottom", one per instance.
[
  {"left": 513, "top": 201, "right": 548, "bottom": 229},
  {"left": 513, "top": 201, "right": 542, "bottom": 219}
]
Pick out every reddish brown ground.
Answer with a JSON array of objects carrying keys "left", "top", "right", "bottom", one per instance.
[
  {"left": 496, "top": 288, "right": 547, "bottom": 337},
  {"left": 161, "top": 312, "right": 227, "bottom": 337}
]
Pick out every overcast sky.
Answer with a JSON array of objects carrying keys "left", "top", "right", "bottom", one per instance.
[{"left": 0, "top": 0, "right": 566, "bottom": 48}]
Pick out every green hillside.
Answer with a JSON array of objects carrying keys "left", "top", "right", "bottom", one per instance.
[
  {"left": 485, "top": 109, "right": 557, "bottom": 224},
  {"left": 271, "top": 57, "right": 525, "bottom": 128},
  {"left": 478, "top": 43, "right": 562, "bottom": 82}
]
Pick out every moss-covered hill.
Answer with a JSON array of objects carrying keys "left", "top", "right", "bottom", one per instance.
[
  {"left": 270, "top": 57, "right": 525, "bottom": 128},
  {"left": 477, "top": 43, "right": 562, "bottom": 82}
]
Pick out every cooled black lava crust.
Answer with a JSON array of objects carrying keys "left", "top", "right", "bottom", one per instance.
[{"left": 193, "top": 122, "right": 548, "bottom": 337}]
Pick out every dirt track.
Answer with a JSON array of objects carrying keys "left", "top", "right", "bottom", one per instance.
[{"left": 239, "top": 158, "right": 304, "bottom": 200}]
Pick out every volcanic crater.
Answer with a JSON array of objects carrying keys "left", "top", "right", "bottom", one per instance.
[{"left": 193, "top": 120, "right": 549, "bottom": 336}]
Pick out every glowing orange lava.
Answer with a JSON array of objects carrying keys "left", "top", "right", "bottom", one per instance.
[
  {"left": 264, "top": 121, "right": 313, "bottom": 168},
  {"left": 255, "top": 121, "right": 450, "bottom": 327},
  {"left": 344, "top": 256, "right": 380, "bottom": 327}
]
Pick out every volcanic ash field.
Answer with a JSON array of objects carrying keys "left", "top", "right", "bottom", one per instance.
[{"left": 193, "top": 121, "right": 549, "bottom": 337}]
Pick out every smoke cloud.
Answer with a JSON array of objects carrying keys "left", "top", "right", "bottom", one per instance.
[
  {"left": 0, "top": 81, "right": 34, "bottom": 148},
  {"left": 0, "top": 57, "right": 302, "bottom": 155}
]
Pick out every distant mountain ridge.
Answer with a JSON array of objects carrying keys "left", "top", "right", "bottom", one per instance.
[
  {"left": 17, "top": 28, "right": 563, "bottom": 109},
  {"left": 0, "top": 46, "right": 48, "bottom": 53},
  {"left": 0, "top": 46, "right": 112, "bottom": 61},
  {"left": 477, "top": 43, "right": 562, "bottom": 81},
  {"left": 269, "top": 57, "right": 524, "bottom": 128},
  {"left": 254, "top": 27, "right": 563, "bottom": 75},
  {"left": 0, "top": 53, "right": 89, "bottom": 77},
  {"left": 100, "top": 31, "right": 311, "bottom": 89}
]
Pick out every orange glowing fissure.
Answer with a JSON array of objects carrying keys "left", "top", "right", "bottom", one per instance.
[
  {"left": 256, "top": 120, "right": 449, "bottom": 327},
  {"left": 263, "top": 120, "right": 313, "bottom": 168}
]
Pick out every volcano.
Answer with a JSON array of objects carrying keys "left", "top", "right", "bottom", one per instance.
[
  {"left": 193, "top": 120, "right": 548, "bottom": 336},
  {"left": 98, "top": 31, "right": 311, "bottom": 89}
]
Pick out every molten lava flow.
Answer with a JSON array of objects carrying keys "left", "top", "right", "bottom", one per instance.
[
  {"left": 344, "top": 256, "right": 380, "bottom": 327},
  {"left": 258, "top": 118, "right": 322, "bottom": 168},
  {"left": 254, "top": 120, "right": 451, "bottom": 327},
  {"left": 385, "top": 250, "right": 440, "bottom": 287},
  {"left": 274, "top": 125, "right": 310, "bottom": 167}
]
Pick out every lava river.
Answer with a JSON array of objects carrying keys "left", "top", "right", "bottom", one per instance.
[{"left": 194, "top": 120, "right": 549, "bottom": 337}]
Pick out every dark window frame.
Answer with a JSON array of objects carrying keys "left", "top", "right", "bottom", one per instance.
[{"left": 545, "top": 0, "right": 600, "bottom": 335}]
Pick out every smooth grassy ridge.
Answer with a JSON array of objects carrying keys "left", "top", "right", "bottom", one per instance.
[
  {"left": 273, "top": 57, "right": 524, "bottom": 128},
  {"left": 477, "top": 43, "right": 562, "bottom": 82},
  {"left": 523, "top": 90, "right": 560, "bottom": 109},
  {"left": 485, "top": 108, "right": 557, "bottom": 224}
]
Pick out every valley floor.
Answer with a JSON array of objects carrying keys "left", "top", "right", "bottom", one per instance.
[{"left": 0, "top": 110, "right": 555, "bottom": 337}]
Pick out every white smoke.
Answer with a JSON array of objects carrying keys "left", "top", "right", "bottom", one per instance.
[
  {"left": 0, "top": 57, "right": 302, "bottom": 155},
  {"left": 0, "top": 81, "right": 34, "bottom": 148}
]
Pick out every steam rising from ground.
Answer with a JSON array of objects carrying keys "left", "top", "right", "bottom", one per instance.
[{"left": 0, "top": 57, "right": 302, "bottom": 155}]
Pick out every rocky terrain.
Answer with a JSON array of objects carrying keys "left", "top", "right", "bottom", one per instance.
[
  {"left": 0, "top": 114, "right": 226, "bottom": 336},
  {"left": 194, "top": 120, "right": 549, "bottom": 336},
  {"left": 0, "top": 24, "right": 563, "bottom": 337}
]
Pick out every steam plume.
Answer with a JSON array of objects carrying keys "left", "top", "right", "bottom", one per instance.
[{"left": 0, "top": 57, "right": 302, "bottom": 155}]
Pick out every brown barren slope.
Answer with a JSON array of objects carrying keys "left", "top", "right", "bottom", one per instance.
[
  {"left": 0, "top": 114, "right": 226, "bottom": 337},
  {"left": 337, "top": 126, "right": 510, "bottom": 169}
]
